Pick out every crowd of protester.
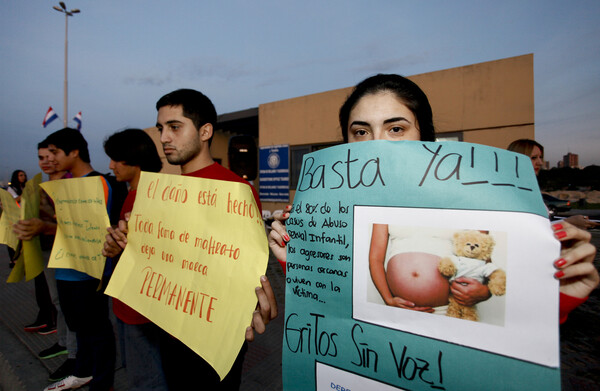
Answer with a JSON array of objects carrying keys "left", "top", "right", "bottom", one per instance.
[
  {"left": 2, "top": 88, "right": 277, "bottom": 391},
  {"left": 1, "top": 76, "right": 598, "bottom": 390}
]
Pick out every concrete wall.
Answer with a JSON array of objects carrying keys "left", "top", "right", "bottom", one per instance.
[
  {"left": 259, "top": 87, "right": 351, "bottom": 147},
  {"left": 411, "top": 54, "right": 534, "bottom": 148}
]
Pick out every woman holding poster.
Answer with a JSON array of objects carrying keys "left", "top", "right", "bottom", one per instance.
[
  {"left": 274, "top": 74, "right": 490, "bottom": 310},
  {"left": 269, "top": 74, "right": 598, "bottom": 320}
]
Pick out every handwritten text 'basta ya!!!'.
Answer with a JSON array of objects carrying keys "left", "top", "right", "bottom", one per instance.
[{"left": 296, "top": 144, "right": 535, "bottom": 192}]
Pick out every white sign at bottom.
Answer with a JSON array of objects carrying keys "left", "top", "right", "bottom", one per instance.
[{"left": 316, "top": 362, "right": 406, "bottom": 391}]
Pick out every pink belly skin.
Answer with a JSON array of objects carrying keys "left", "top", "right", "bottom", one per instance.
[{"left": 386, "top": 252, "right": 450, "bottom": 307}]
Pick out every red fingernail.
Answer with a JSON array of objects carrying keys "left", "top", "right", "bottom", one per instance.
[
  {"left": 281, "top": 241, "right": 286, "bottom": 247},
  {"left": 552, "top": 224, "right": 563, "bottom": 231},
  {"left": 555, "top": 231, "right": 567, "bottom": 239},
  {"left": 554, "top": 270, "right": 564, "bottom": 279},
  {"left": 554, "top": 258, "right": 567, "bottom": 268},
  {"left": 284, "top": 235, "right": 290, "bottom": 242}
]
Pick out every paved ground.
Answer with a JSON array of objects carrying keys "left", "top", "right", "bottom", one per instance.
[
  {"left": 0, "top": 247, "right": 285, "bottom": 391},
  {"left": 0, "top": 218, "right": 598, "bottom": 390}
]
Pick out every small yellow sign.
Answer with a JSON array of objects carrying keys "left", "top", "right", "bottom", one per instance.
[
  {"left": 0, "top": 188, "right": 20, "bottom": 251},
  {"left": 16, "top": 173, "right": 44, "bottom": 281},
  {"left": 3, "top": 173, "right": 46, "bottom": 282},
  {"left": 41, "top": 176, "right": 110, "bottom": 279}
]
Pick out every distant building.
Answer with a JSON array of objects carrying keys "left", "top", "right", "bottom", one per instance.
[{"left": 562, "top": 153, "right": 579, "bottom": 168}]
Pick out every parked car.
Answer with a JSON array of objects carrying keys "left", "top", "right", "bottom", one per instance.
[{"left": 542, "top": 193, "right": 571, "bottom": 217}]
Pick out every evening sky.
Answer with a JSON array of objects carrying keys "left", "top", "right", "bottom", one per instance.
[{"left": 1, "top": 0, "right": 598, "bottom": 184}]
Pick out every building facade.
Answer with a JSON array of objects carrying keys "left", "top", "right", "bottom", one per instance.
[{"left": 562, "top": 152, "right": 579, "bottom": 168}]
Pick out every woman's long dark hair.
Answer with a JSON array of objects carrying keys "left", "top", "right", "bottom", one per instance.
[
  {"left": 339, "top": 74, "right": 435, "bottom": 142},
  {"left": 9, "top": 170, "right": 26, "bottom": 196}
]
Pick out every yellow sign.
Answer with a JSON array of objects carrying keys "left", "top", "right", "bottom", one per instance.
[
  {"left": 105, "top": 172, "right": 268, "bottom": 380},
  {"left": 7, "top": 173, "right": 45, "bottom": 282},
  {"left": 41, "top": 176, "right": 110, "bottom": 279},
  {"left": 0, "top": 188, "right": 19, "bottom": 251}
]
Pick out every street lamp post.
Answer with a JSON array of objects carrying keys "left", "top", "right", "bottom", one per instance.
[{"left": 52, "top": 2, "right": 80, "bottom": 127}]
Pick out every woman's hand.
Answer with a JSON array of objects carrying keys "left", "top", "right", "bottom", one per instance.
[
  {"left": 245, "top": 275, "right": 278, "bottom": 342},
  {"left": 268, "top": 205, "right": 292, "bottom": 262},
  {"left": 450, "top": 277, "right": 491, "bottom": 306},
  {"left": 386, "top": 296, "right": 434, "bottom": 313},
  {"left": 552, "top": 221, "right": 599, "bottom": 298}
]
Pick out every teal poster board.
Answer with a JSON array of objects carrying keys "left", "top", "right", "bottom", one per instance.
[{"left": 282, "top": 141, "right": 560, "bottom": 390}]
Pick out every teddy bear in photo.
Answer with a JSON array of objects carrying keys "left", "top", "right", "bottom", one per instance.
[{"left": 438, "top": 230, "right": 506, "bottom": 321}]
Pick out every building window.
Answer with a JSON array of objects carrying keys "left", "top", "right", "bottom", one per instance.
[{"left": 436, "top": 132, "right": 463, "bottom": 142}]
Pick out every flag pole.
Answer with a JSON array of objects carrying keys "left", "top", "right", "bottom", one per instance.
[
  {"left": 63, "top": 10, "right": 68, "bottom": 127},
  {"left": 53, "top": 3, "right": 80, "bottom": 127}
]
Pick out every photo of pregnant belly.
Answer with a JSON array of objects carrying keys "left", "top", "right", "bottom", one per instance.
[
  {"left": 386, "top": 252, "right": 450, "bottom": 307},
  {"left": 365, "top": 223, "right": 507, "bottom": 325}
]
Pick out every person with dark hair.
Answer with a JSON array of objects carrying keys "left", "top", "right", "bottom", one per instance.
[
  {"left": 36, "top": 141, "right": 79, "bottom": 380},
  {"left": 273, "top": 73, "right": 484, "bottom": 311},
  {"left": 269, "top": 74, "right": 598, "bottom": 325},
  {"left": 104, "top": 89, "right": 277, "bottom": 390},
  {"left": 338, "top": 73, "right": 436, "bottom": 143},
  {"left": 103, "top": 128, "right": 163, "bottom": 175},
  {"left": 337, "top": 74, "right": 478, "bottom": 311},
  {"left": 40, "top": 127, "right": 126, "bottom": 391},
  {"left": 7, "top": 169, "right": 27, "bottom": 204},
  {"left": 14, "top": 140, "right": 78, "bottom": 381},
  {"left": 5, "top": 169, "right": 27, "bottom": 268},
  {"left": 155, "top": 88, "right": 217, "bottom": 146},
  {"left": 13, "top": 153, "right": 57, "bottom": 335},
  {"left": 45, "top": 127, "right": 91, "bottom": 163},
  {"left": 102, "top": 128, "right": 166, "bottom": 390}
]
